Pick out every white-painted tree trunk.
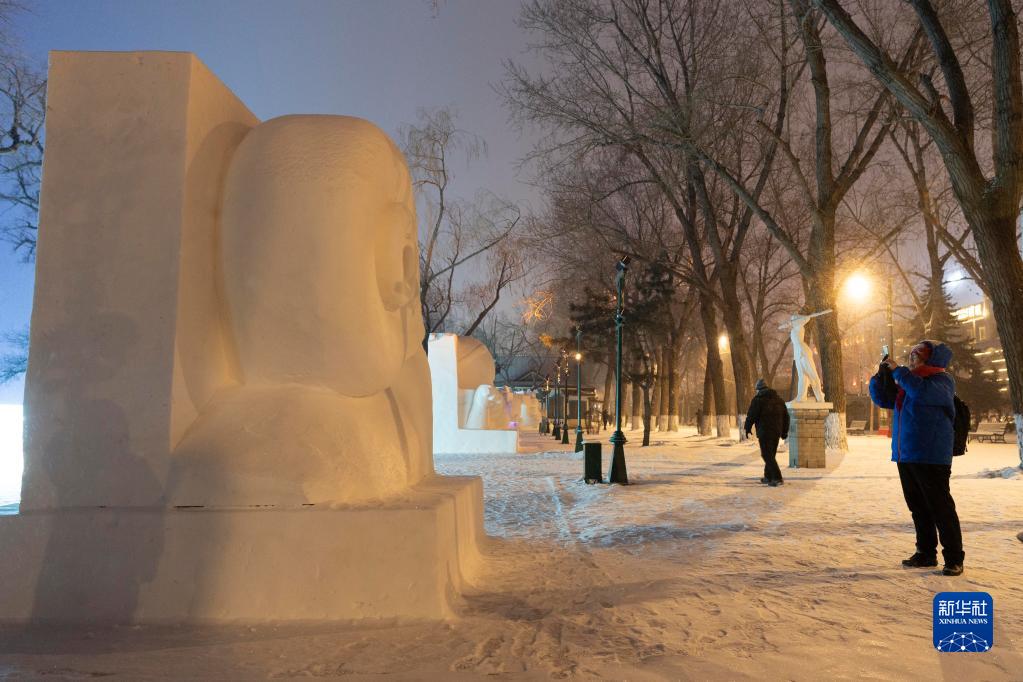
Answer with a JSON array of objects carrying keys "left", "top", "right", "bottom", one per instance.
[
  {"left": 737, "top": 413, "right": 748, "bottom": 442},
  {"left": 669, "top": 415, "right": 680, "bottom": 431},
  {"left": 715, "top": 414, "right": 732, "bottom": 440},
  {"left": 824, "top": 412, "right": 848, "bottom": 452}
]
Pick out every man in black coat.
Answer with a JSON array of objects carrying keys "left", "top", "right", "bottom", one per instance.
[{"left": 744, "top": 379, "right": 790, "bottom": 486}]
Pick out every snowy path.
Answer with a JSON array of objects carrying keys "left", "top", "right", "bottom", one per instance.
[{"left": 1, "top": 429, "right": 1021, "bottom": 680}]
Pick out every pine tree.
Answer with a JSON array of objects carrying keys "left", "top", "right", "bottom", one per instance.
[
  {"left": 569, "top": 260, "right": 675, "bottom": 445},
  {"left": 908, "top": 283, "right": 1002, "bottom": 416}
]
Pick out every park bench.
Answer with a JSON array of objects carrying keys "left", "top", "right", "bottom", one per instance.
[
  {"left": 847, "top": 420, "right": 867, "bottom": 435},
  {"left": 971, "top": 421, "right": 1010, "bottom": 443}
]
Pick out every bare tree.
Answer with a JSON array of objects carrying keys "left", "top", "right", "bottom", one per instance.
[
  {"left": 505, "top": 0, "right": 794, "bottom": 437},
  {"left": 0, "top": 52, "right": 44, "bottom": 260},
  {"left": 0, "top": 326, "right": 26, "bottom": 384},
  {"left": 400, "top": 108, "right": 525, "bottom": 343},
  {"left": 815, "top": 0, "right": 1023, "bottom": 465}
]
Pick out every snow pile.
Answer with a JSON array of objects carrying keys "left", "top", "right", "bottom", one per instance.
[{"left": 974, "top": 466, "right": 1022, "bottom": 480}]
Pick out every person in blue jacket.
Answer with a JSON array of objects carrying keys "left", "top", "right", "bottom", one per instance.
[{"left": 869, "top": 340, "right": 964, "bottom": 576}]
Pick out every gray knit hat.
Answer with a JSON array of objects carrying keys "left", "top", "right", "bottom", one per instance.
[{"left": 755, "top": 378, "right": 768, "bottom": 391}]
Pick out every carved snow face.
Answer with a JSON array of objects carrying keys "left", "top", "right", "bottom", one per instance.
[{"left": 220, "top": 115, "right": 422, "bottom": 397}]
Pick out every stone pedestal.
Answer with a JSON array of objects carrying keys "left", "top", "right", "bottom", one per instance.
[{"left": 787, "top": 401, "right": 833, "bottom": 468}]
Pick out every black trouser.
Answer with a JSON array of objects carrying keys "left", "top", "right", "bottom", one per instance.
[
  {"left": 897, "top": 462, "right": 964, "bottom": 564},
  {"left": 759, "top": 434, "right": 783, "bottom": 482}
]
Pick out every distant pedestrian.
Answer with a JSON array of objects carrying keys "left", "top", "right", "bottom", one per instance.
[
  {"left": 744, "top": 379, "right": 789, "bottom": 487},
  {"left": 869, "top": 340, "right": 964, "bottom": 576}
]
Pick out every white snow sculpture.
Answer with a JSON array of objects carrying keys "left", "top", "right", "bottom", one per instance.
[
  {"left": 428, "top": 334, "right": 519, "bottom": 454},
  {"left": 169, "top": 115, "right": 432, "bottom": 506},
  {"left": 464, "top": 384, "right": 508, "bottom": 430},
  {"left": 779, "top": 310, "right": 832, "bottom": 403},
  {"left": 508, "top": 390, "right": 542, "bottom": 429},
  {"left": 0, "top": 52, "right": 483, "bottom": 623}
]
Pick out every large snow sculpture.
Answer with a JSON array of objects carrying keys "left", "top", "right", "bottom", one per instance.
[
  {"left": 169, "top": 115, "right": 432, "bottom": 506},
  {"left": 0, "top": 52, "right": 482, "bottom": 623},
  {"left": 428, "top": 334, "right": 519, "bottom": 454}
]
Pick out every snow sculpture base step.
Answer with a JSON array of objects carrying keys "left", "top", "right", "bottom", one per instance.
[
  {"left": 786, "top": 401, "right": 833, "bottom": 469},
  {"left": 0, "top": 476, "right": 482, "bottom": 623}
]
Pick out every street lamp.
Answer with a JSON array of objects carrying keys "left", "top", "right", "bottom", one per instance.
[
  {"left": 542, "top": 374, "right": 551, "bottom": 434},
  {"left": 575, "top": 328, "right": 584, "bottom": 452},
  {"left": 561, "top": 349, "right": 570, "bottom": 445},
  {"left": 843, "top": 272, "right": 873, "bottom": 302},
  {"left": 608, "top": 256, "right": 630, "bottom": 484},
  {"left": 552, "top": 358, "right": 561, "bottom": 440},
  {"left": 842, "top": 269, "right": 894, "bottom": 434}
]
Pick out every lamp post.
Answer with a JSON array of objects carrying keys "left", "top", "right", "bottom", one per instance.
[
  {"left": 608, "top": 256, "right": 630, "bottom": 484},
  {"left": 542, "top": 374, "right": 551, "bottom": 434},
  {"left": 552, "top": 358, "right": 561, "bottom": 440},
  {"left": 561, "top": 349, "right": 570, "bottom": 444},
  {"left": 885, "top": 276, "right": 895, "bottom": 355},
  {"left": 574, "top": 328, "right": 584, "bottom": 451}
]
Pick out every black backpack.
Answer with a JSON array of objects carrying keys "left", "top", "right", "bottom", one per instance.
[{"left": 952, "top": 395, "right": 970, "bottom": 457}]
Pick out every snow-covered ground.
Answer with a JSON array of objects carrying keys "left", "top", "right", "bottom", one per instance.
[{"left": 0, "top": 427, "right": 1021, "bottom": 680}]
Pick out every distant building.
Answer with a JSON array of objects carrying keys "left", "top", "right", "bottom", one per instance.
[{"left": 952, "top": 298, "right": 1010, "bottom": 400}]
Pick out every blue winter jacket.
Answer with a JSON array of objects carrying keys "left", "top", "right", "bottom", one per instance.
[{"left": 868, "top": 342, "right": 956, "bottom": 465}]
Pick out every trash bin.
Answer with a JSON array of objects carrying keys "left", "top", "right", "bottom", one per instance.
[{"left": 584, "top": 442, "right": 602, "bottom": 484}]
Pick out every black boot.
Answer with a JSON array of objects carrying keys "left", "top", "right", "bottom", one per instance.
[
  {"left": 942, "top": 563, "right": 964, "bottom": 576},
  {"left": 902, "top": 552, "right": 938, "bottom": 568}
]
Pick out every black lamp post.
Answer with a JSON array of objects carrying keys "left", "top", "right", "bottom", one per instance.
[
  {"left": 574, "top": 327, "right": 584, "bottom": 452},
  {"left": 561, "top": 349, "right": 570, "bottom": 444},
  {"left": 542, "top": 374, "right": 551, "bottom": 434},
  {"left": 552, "top": 357, "right": 561, "bottom": 440},
  {"left": 608, "top": 256, "right": 630, "bottom": 484}
]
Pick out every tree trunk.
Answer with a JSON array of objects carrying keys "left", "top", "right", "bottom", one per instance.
[
  {"left": 667, "top": 336, "right": 680, "bottom": 430},
  {"left": 698, "top": 296, "right": 730, "bottom": 438},
  {"left": 701, "top": 350, "right": 715, "bottom": 436},
  {"left": 631, "top": 378, "right": 644, "bottom": 432},
  {"left": 621, "top": 379, "right": 632, "bottom": 430},
  {"left": 964, "top": 208, "right": 1023, "bottom": 467},
  {"left": 650, "top": 347, "right": 663, "bottom": 432},
  {"left": 807, "top": 212, "right": 848, "bottom": 451},
  {"left": 717, "top": 263, "right": 755, "bottom": 442},
  {"left": 656, "top": 346, "right": 670, "bottom": 431},
  {"left": 641, "top": 385, "right": 652, "bottom": 446}
]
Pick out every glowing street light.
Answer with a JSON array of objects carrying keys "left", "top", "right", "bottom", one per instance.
[
  {"left": 843, "top": 272, "right": 873, "bottom": 302},
  {"left": 718, "top": 333, "right": 729, "bottom": 353}
]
